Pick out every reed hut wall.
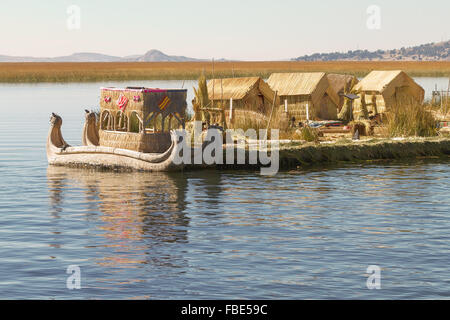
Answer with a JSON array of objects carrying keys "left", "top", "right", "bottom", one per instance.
[
  {"left": 207, "top": 77, "right": 279, "bottom": 119},
  {"left": 326, "top": 74, "right": 359, "bottom": 111},
  {"left": 267, "top": 72, "right": 339, "bottom": 121}
]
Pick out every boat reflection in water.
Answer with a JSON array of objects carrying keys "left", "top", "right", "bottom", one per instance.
[{"left": 47, "top": 166, "right": 189, "bottom": 289}]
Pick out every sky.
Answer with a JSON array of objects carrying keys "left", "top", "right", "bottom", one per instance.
[{"left": 0, "top": 0, "right": 449, "bottom": 60}]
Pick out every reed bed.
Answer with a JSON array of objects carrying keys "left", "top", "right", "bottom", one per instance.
[
  {"left": 1, "top": 61, "right": 449, "bottom": 83},
  {"left": 297, "top": 126, "right": 320, "bottom": 142},
  {"left": 277, "top": 137, "right": 450, "bottom": 168},
  {"left": 386, "top": 99, "right": 438, "bottom": 137}
]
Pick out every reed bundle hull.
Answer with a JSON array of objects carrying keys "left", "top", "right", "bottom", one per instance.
[{"left": 47, "top": 112, "right": 183, "bottom": 172}]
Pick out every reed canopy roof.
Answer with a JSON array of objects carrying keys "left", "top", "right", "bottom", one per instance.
[
  {"left": 267, "top": 72, "right": 329, "bottom": 96},
  {"left": 207, "top": 77, "right": 277, "bottom": 102},
  {"left": 354, "top": 70, "right": 423, "bottom": 95},
  {"left": 100, "top": 87, "right": 187, "bottom": 117}
]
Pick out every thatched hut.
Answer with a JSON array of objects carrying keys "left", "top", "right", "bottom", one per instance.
[
  {"left": 326, "top": 74, "right": 359, "bottom": 111},
  {"left": 267, "top": 72, "right": 339, "bottom": 121},
  {"left": 352, "top": 70, "right": 425, "bottom": 117},
  {"left": 207, "top": 77, "right": 279, "bottom": 124},
  {"left": 99, "top": 87, "right": 187, "bottom": 153}
]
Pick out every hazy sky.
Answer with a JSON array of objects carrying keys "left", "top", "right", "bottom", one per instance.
[{"left": 0, "top": 0, "right": 448, "bottom": 60}]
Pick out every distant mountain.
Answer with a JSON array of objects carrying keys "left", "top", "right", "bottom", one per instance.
[
  {"left": 293, "top": 40, "right": 450, "bottom": 61},
  {"left": 0, "top": 55, "right": 48, "bottom": 62},
  {"left": 0, "top": 50, "right": 205, "bottom": 62},
  {"left": 52, "top": 52, "right": 123, "bottom": 62},
  {"left": 133, "top": 49, "right": 204, "bottom": 62}
]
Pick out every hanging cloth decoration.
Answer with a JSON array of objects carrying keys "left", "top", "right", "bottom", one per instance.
[
  {"left": 117, "top": 94, "right": 129, "bottom": 111},
  {"left": 158, "top": 95, "right": 171, "bottom": 111}
]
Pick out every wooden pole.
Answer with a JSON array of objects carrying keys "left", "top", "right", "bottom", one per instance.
[
  {"left": 264, "top": 91, "right": 278, "bottom": 141},
  {"left": 212, "top": 58, "right": 215, "bottom": 108},
  {"left": 306, "top": 103, "right": 309, "bottom": 122},
  {"left": 229, "top": 98, "right": 233, "bottom": 122},
  {"left": 446, "top": 78, "right": 450, "bottom": 112}
]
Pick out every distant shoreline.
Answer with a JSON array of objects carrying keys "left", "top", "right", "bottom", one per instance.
[{"left": 0, "top": 61, "right": 449, "bottom": 83}]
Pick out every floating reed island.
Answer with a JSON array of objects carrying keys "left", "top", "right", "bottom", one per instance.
[{"left": 46, "top": 70, "right": 450, "bottom": 173}]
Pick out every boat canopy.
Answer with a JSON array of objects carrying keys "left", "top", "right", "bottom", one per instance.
[{"left": 100, "top": 87, "right": 187, "bottom": 132}]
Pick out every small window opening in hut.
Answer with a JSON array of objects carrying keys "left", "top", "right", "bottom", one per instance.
[
  {"left": 129, "top": 111, "right": 142, "bottom": 133},
  {"left": 100, "top": 110, "right": 113, "bottom": 131},
  {"left": 170, "top": 113, "right": 184, "bottom": 130},
  {"left": 146, "top": 113, "right": 163, "bottom": 133},
  {"left": 115, "top": 111, "right": 128, "bottom": 132}
]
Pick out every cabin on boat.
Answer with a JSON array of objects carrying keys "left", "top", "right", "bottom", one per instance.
[
  {"left": 99, "top": 87, "right": 187, "bottom": 153},
  {"left": 326, "top": 74, "right": 359, "bottom": 111},
  {"left": 206, "top": 77, "right": 279, "bottom": 126},
  {"left": 352, "top": 70, "right": 425, "bottom": 117},
  {"left": 267, "top": 72, "right": 339, "bottom": 121}
]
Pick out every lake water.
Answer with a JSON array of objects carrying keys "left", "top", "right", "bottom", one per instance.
[{"left": 0, "top": 80, "right": 449, "bottom": 299}]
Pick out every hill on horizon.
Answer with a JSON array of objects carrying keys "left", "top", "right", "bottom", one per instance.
[
  {"left": 0, "top": 49, "right": 206, "bottom": 62},
  {"left": 1, "top": 41, "right": 449, "bottom": 62},
  {"left": 293, "top": 40, "right": 450, "bottom": 62}
]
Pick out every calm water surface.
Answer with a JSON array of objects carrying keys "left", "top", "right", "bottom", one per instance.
[{"left": 0, "top": 81, "right": 449, "bottom": 299}]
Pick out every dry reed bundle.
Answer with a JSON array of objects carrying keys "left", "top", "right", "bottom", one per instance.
[
  {"left": 386, "top": 98, "right": 437, "bottom": 137},
  {"left": 193, "top": 73, "right": 210, "bottom": 118},
  {"left": 99, "top": 130, "right": 171, "bottom": 153},
  {"left": 349, "top": 121, "right": 370, "bottom": 136},
  {"left": 298, "top": 126, "right": 320, "bottom": 142}
]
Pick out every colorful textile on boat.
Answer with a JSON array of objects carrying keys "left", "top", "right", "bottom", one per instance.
[
  {"left": 158, "top": 96, "right": 171, "bottom": 111},
  {"left": 116, "top": 94, "right": 129, "bottom": 111}
]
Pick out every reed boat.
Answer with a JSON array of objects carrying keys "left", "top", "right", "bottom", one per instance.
[{"left": 47, "top": 87, "right": 188, "bottom": 172}]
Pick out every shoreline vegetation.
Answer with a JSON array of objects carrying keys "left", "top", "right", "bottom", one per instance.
[
  {"left": 276, "top": 136, "right": 450, "bottom": 169},
  {"left": 1, "top": 61, "right": 450, "bottom": 83},
  {"left": 212, "top": 136, "right": 450, "bottom": 171}
]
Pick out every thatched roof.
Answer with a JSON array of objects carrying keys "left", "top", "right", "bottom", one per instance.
[
  {"left": 267, "top": 72, "right": 338, "bottom": 109},
  {"left": 353, "top": 70, "right": 401, "bottom": 92},
  {"left": 353, "top": 70, "right": 424, "bottom": 103},
  {"left": 207, "top": 77, "right": 276, "bottom": 102},
  {"left": 354, "top": 70, "right": 421, "bottom": 92},
  {"left": 267, "top": 72, "right": 328, "bottom": 96}
]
